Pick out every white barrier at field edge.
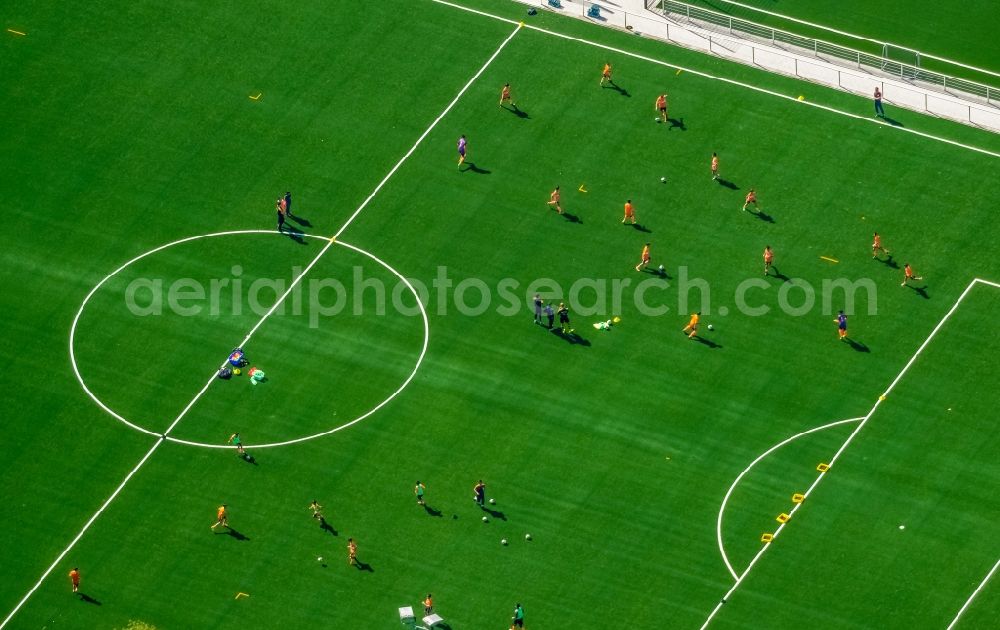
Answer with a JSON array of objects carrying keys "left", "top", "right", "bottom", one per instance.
[{"left": 509, "top": 0, "right": 1000, "bottom": 132}]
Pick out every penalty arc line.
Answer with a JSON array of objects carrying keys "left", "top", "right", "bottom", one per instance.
[
  {"left": 430, "top": 0, "right": 1000, "bottom": 159},
  {"left": 1, "top": 25, "right": 523, "bottom": 630},
  {"left": 716, "top": 416, "right": 863, "bottom": 581},
  {"left": 699, "top": 277, "right": 986, "bottom": 629}
]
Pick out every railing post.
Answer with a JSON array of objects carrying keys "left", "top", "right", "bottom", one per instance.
[{"left": 795, "top": 58, "right": 798, "bottom": 77}]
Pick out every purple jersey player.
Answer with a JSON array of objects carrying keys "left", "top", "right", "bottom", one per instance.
[{"left": 457, "top": 134, "right": 467, "bottom": 168}]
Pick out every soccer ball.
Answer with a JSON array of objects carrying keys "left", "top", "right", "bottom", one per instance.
[
  {"left": 482, "top": 516, "right": 488, "bottom": 523},
  {"left": 525, "top": 534, "right": 532, "bottom": 541},
  {"left": 501, "top": 538, "right": 508, "bottom": 546},
  {"left": 707, "top": 324, "right": 714, "bottom": 331},
  {"left": 317, "top": 556, "right": 323, "bottom": 562},
  {"left": 489, "top": 498, "right": 496, "bottom": 505},
  {"left": 233, "top": 368, "right": 241, "bottom": 376},
  {"left": 658, "top": 264, "right": 665, "bottom": 272},
  {"left": 660, "top": 177, "right": 666, "bottom": 183}
]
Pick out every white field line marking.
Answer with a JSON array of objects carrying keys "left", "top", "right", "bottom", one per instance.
[
  {"left": 164, "top": 238, "right": 431, "bottom": 449},
  {"left": 332, "top": 21, "right": 522, "bottom": 240},
  {"left": 699, "top": 278, "right": 986, "bottom": 629},
  {"left": 707, "top": 0, "right": 1000, "bottom": 79},
  {"left": 946, "top": 556, "right": 1000, "bottom": 630},
  {"left": 0, "top": 440, "right": 165, "bottom": 629},
  {"left": 716, "top": 417, "right": 863, "bottom": 580},
  {"left": 431, "top": 0, "right": 1000, "bottom": 159},
  {"left": 974, "top": 277, "right": 1000, "bottom": 289},
  {"left": 3, "top": 27, "right": 522, "bottom": 629},
  {"left": 70, "top": 231, "right": 429, "bottom": 449}
]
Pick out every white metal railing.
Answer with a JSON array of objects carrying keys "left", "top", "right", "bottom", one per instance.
[
  {"left": 702, "top": 0, "right": 1000, "bottom": 82},
  {"left": 650, "top": 0, "right": 1000, "bottom": 104}
]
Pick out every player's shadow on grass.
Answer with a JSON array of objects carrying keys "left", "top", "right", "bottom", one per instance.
[
  {"left": 667, "top": 117, "right": 686, "bottom": 131},
  {"left": 240, "top": 453, "right": 258, "bottom": 466},
  {"left": 751, "top": 209, "right": 775, "bottom": 223},
  {"left": 77, "top": 593, "right": 101, "bottom": 606},
  {"left": 694, "top": 336, "right": 722, "bottom": 349},
  {"left": 281, "top": 225, "right": 308, "bottom": 245},
  {"left": 882, "top": 116, "right": 904, "bottom": 127},
  {"left": 503, "top": 104, "right": 530, "bottom": 119},
  {"left": 845, "top": 338, "right": 870, "bottom": 352},
  {"left": 288, "top": 213, "right": 312, "bottom": 228},
  {"left": 877, "top": 256, "right": 899, "bottom": 269},
  {"left": 604, "top": 82, "right": 631, "bottom": 97},
  {"left": 482, "top": 507, "right": 507, "bottom": 520},
  {"left": 767, "top": 269, "right": 791, "bottom": 283},
  {"left": 907, "top": 284, "right": 930, "bottom": 299},
  {"left": 562, "top": 212, "right": 582, "bottom": 223},
  {"left": 222, "top": 528, "right": 249, "bottom": 541},
  {"left": 551, "top": 328, "right": 591, "bottom": 346},
  {"left": 461, "top": 162, "right": 491, "bottom": 174},
  {"left": 631, "top": 223, "right": 652, "bottom": 233},
  {"left": 716, "top": 178, "right": 738, "bottom": 190},
  {"left": 423, "top": 505, "right": 444, "bottom": 517},
  {"left": 642, "top": 267, "right": 671, "bottom": 280},
  {"left": 354, "top": 560, "right": 374, "bottom": 572},
  {"left": 320, "top": 519, "right": 339, "bottom": 536}
]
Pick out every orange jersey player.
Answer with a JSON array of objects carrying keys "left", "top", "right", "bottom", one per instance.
[
  {"left": 500, "top": 83, "right": 514, "bottom": 108},
  {"left": 742, "top": 188, "right": 758, "bottom": 212},
  {"left": 424, "top": 593, "right": 434, "bottom": 615},
  {"left": 711, "top": 152, "right": 719, "bottom": 180},
  {"left": 872, "top": 232, "right": 890, "bottom": 259},
  {"left": 347, "top": 538, "right": 358, "bottom": 566},
  {"left": 655, "top": 93, "right": 667, "bottom": 123},
  {"left": 682, "top": 312, "right": 700, "bottom": 338},
  {"left": 635, "top": 242, "right": 651, "bottom": 272},
  {"left": 211, "top": 504, "right": 228, "bottom": 530},
  {"left": 69, "top": 568, "right": 80, "bottom": 593},
  {"left": 763, "top": 246, "right": 774, "bottom": 276},
  {"left": 622, "top": 199, "right": 636, "bottom": 224},
  {"left": 547, "top": 186, "right": 563, "bottom": 214},
  {"left": 901, "top": 263, "right": 923, "bottom": 286},
  {"left": 601, "top": 62, "right": 612, "bottom": 86}
]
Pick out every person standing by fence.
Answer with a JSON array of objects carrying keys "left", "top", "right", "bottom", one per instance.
[{"left": 874, "top": 86, "right": 885, "bottom": 118}]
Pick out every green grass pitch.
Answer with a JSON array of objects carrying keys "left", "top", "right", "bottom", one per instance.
[{"left": 1, "top": 0, "right": 998, "bottom": 628}]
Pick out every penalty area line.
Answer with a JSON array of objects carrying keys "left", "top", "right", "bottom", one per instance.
[
  {"left": 4, "top": 26, "right": 522, "bottom": 630},
  {"left": 946, "top": 556, "right": 1000, "bottom": 630},
  {"left": 700, "top": 278, "right": 985, "bottom": 629}
]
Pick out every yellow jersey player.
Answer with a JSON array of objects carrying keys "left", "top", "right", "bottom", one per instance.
[
  {"left": 500, "top": 83, "right": 514, "bottom": 109},
  {"left": 682, "top": 312, "right": 700, "bottom": 339}
]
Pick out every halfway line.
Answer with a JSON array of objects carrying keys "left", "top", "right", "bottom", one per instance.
[{"left": 333, "top": 21, "right": 522, "bottom": 240}]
